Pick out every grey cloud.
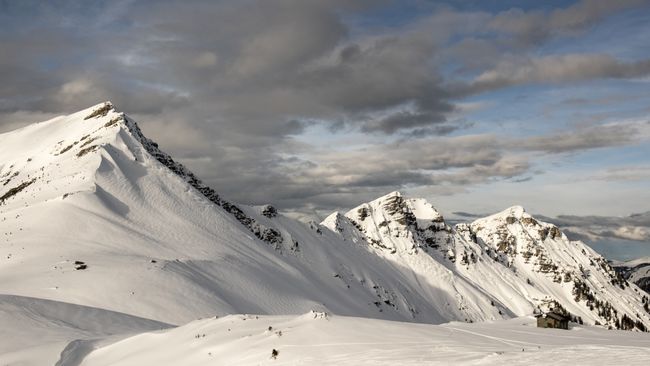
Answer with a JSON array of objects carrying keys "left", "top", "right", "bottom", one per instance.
[
  {"left": 256, "top": 120, "right": 643, "bottom": 214},
  {"left": 2, "top": 0, "right": 646, "bottom": 133},
  {"left": 128, "top": 0, "right": 460, "bottom": 138},
  {"left": 0, "top": 111, "right": 61, "bottom": 134},
  {"left": 288, "top": 135, "right": 524, "bottom": 190},
  {"left": 442, "top": 155, "right": 530, "bottom": 185},
  {"left": 48, "top": 76, "right": 190, "bottom": 115},
  {"left": 400, "top": 124, "right": 466, "bottom": 138},
  {"left": 0, "top": 22, "right": 189, "bottom": 116},
  {"left": 451, "top": 211, "right": 483, "bottom": 219},
  {"left": 548, "top": 0, "right": 646, "bottom": 29},
  {"left": 360, "top": 110, "right": 452, "bottom": 134},
  {"left": 100, "top": 113, "right": 650, "bottom": 217},
  {"left": 589, "top": 166, "right": 650, "bottom": 182},
  {"left": 513, "top": 123, "right": 641, "bottom": 153},
  {"left": 488, "top": 0, "right": 647, "bottom": 46},
  {"left": 178, "top": 131, "right": 530, "bottom": 214},
  {"left": 439, "top": 0, "right": 649, "bottom": 75},
  {"left": 561, "top": 98, "right": 592, "bottom": 106},
  {"left": 123, "top": 0, "right": 459, "bottom": 137},
  {"left": 467, "top": 54, "right": 650, "bottom": 93},
  {"left": 444, "top": 37, "right": 504, "bottom": 74},
  {"left": 511, "top": 176, "right": 533, "bottom": 183},
  {"left": 301, "top": 35, "right": 446, "bottom": 114},
  {"left": 312, "top": 135, "right": 503, "bottom": 176},
  {"left": 540, "top": 212, "right": 650, "bottom": 242},
  {"left": 557, "top": 93, "right": 644, "bottom": 108}
]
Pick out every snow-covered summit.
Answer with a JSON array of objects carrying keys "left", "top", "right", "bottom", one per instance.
[
  {"left": 0, "top": 102, "right": 128, "bottom": 207},
  {"left": 321, "top": 211, "right": 345, "bottom": 233},
  {"left": 472, "top": 204, "right": 550, "bottom": 232},
  {"left": 331, "top": 190, "right": 448, "bottom": 254},
  {"left": 486, "top": 205, "right": 527, "bottom": 220}
]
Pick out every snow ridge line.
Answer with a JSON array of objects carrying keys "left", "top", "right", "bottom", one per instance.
[{"left": 118, "top": 108, "right": 283, "bottom": 247}]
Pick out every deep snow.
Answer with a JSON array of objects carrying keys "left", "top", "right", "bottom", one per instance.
[{"left": 80, "top": 313, "right": 650, "bottom": 366}]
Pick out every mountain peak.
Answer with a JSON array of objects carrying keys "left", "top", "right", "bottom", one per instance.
[
  {"left": 359, "top": 192, "right": 443, "bottom": 223},
  {"left": 471, "top": 205, "right": 549, "bottom": 238},
  {"left": 0, "top": 102, "right": 134, "bottom": 209},
  {"left": 496, "top": 205, "right": 527, "bottom": 220},
  {"left": 78, "top": 101, "right": 116, "bottom": 120},
  {"left": 382, "top": 190, "right": 402, "bottom": 198},
  {"left": 321, "top": 211, "right": 348, "bottom": 234},
  {"left": 323, "top": 192, "right": 449, "bottom": 254}
]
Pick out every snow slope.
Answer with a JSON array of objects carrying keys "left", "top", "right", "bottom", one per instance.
[
  {"left": 0, "top": 294, "right": 169, "bottom": 366},
  {"left": 80, "top": 312, "right": 650, "bottom": 366}
]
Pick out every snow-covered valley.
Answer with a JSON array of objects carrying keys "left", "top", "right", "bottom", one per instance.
[{"left": 1, "top": 102, "right": 649, "bottom": 365}]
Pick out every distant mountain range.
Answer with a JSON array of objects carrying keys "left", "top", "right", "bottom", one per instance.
[
  {"left": 1, "top": 102, "right": 649, "bottom": 364},
  {"left": 613, "top": 257, "right": 650, "bottom": 294}
]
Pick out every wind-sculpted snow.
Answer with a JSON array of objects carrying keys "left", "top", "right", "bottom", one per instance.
[{"left": 0, "top": 294, "right": 170, "bottom": 366}]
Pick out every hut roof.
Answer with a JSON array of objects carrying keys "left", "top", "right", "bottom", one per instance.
[{"left": 541, "top": 312, "right": 570, "bottom": 321}]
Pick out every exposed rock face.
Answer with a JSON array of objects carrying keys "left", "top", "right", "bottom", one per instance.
[
  {"left": 0, "top": 179, "right": 36, "bottom": 204},
  {"left": 261, "top": 205, "right": 278, "bottom": 218}
]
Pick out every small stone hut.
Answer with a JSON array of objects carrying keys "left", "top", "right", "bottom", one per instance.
[{"left": 535, "top": 311, "right": 570, "bottom": 329}]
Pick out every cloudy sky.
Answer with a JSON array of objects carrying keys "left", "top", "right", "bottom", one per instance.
[{"left": 1, "top": 0, "right": 650, "bottom": 254}]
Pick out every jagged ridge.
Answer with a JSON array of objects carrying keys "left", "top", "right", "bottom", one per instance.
[
  {"left": 323, "top": 193, "right": 650, "bottom": 331},
  {"left": 118, "top": 107, "right": 284, "bottom": 247}
]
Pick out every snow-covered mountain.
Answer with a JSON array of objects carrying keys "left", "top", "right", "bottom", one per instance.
[
  {"left": 2, "top": 102, "right": 462, "bottom": 325},
  {"left": 1, "top": 102, "right": 649, "bottom": 364},
  {"left": 614, "top": 257, "right": 650, "bottom": 294},
  {"left": 323, "top": 192, "right": 650, "bottom": 330}
]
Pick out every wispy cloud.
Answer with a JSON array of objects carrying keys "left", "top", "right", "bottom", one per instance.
[
  {"left": 542, "top": 211, "right": 650, "bottom": 242},
  {"left": 513, "top": 121, "right": 645, "bottom": 153},
  {"left": 466, "top": 54, "right": 650, "bottom": 94}
]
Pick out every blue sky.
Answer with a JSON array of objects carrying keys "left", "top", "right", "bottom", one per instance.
[{"left": 0, "top": 0, "right": 649, "bottom": 258}]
